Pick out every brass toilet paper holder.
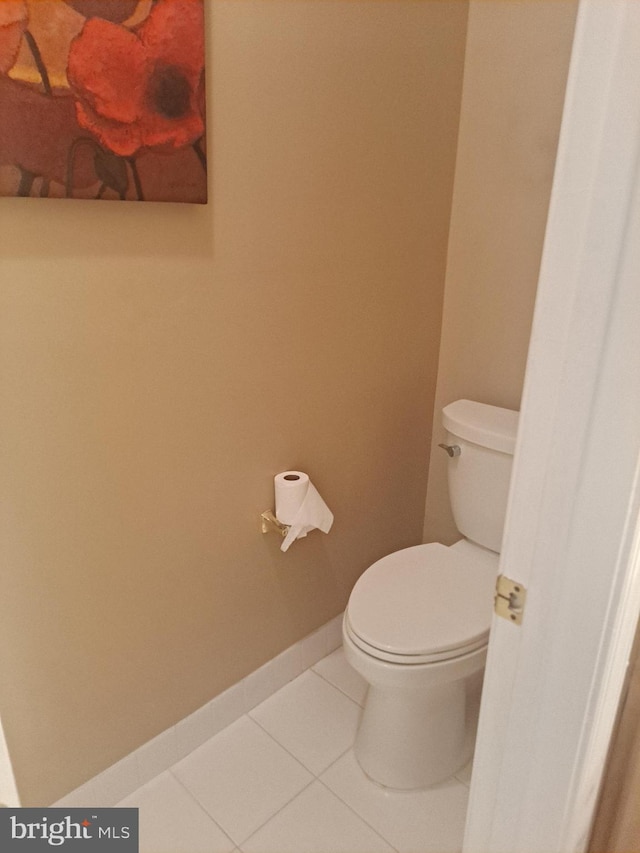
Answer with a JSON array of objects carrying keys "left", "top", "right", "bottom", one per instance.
[{"left": 260, "top": 510, "right": 290, "bottom": 538}]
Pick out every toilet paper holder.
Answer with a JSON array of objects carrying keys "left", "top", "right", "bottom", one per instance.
[{"left": 260, "top": 510, "right": 290, "bottom": 538}]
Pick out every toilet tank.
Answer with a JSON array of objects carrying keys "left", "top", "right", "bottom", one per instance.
[{"left": 442, "top": 400, "right": 519, "bottom": 553}]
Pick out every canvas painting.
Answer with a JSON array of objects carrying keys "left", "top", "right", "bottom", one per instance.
[{"left": 0, "top": 0, "right": 207, "bottom": 203}]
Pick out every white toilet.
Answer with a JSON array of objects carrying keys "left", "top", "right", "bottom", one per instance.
[{"left": 343, "top": 399, "right": 518, "bottom": 790}]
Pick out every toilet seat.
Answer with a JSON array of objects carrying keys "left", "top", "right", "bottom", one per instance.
[
  {"left": 346, "top": 541, "right": 499, "bottom": 665},
  {"left": 344, "top": 614, "right": 488, "bottom": 665}
]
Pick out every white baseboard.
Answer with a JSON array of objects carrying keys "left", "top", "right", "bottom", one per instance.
[{"left": 52, "top": 613, "right": 344, "bottom": 807}]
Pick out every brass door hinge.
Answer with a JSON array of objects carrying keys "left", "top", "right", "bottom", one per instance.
[{"left": 495, "top": 575, "right": 527, "bottom": 625}]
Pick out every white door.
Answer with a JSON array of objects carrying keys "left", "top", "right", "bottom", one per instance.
[{"left": 464, "top": 1, "right": 640, "bottom": 851}]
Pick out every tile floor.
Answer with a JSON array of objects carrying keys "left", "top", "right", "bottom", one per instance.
[{"left": 117, "top": 647, "right": 472, "bottom": 853}]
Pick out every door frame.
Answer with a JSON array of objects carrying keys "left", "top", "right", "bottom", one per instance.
[{"left": 463, "top": 1, "right": 640, "bottom": 851}]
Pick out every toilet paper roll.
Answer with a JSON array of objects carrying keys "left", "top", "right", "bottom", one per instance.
[
  {"left": 274, "top": 471, "right": 334, "bottom": 552},
  {"left": 275, "top": 471, "right": 309, "bottom": 525}
]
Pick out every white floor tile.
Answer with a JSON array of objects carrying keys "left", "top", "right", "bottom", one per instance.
[
  {"left": 82, "top": 639, "right": 475, "bottom": 852},
  {"left": 117, "top": 771, "right": 235, "bottom": 853},
  {"left": 249, "top": 671, "right": 361, "bottom": 775},
  {"left": 313, "top": 647, "right": 368, "bottom": 706},
  {"left": 242, "top": 781, "right": 395, "bottom": 853},
  {"left": 171, "top": 716, "right": 312, "bottom": 846},
  {"left": 321, "top": 750, "right": 469, "bottom": 853}
]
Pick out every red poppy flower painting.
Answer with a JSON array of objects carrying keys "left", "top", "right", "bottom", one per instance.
[{"left": 0, "top": 0, "right": 207, "bottom": 202}]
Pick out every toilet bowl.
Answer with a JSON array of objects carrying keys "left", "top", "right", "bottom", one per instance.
[
  {"left": 343, "top": 399, "right": 518, "bottom": 790},
  {"left": 344, "top": 539, "right": 498, "bottom": 789}
]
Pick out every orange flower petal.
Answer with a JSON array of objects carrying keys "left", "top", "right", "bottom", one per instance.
[
  {"left": 74, "top": 99, "right": 143, "bottom": 158},
  {"left": 140, "top": 0, "right": 204, "bottom": 84},
  {"left": 0, "top": 21, "right": 23, "bottom": 73},
  {"left": 0, "top": 0, "right": 27, "bottom": 74},
  {"left": 66, "top": 0, "right": 206, "bottom": 158},
  {"left": 68, "top": 17, "right": 149, "bottom": 124},
  {"left": 139, "top": 102, "right": 203, "bottom": 152},
  {"left": 0, "top": 0, "right": 27, "bottom": 28}
]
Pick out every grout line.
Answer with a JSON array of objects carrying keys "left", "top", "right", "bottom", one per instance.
[
  {"left": 319, "top": 753, "right": 469, "bottom": 852},
  {"left": 234, "top": 775, "right": 317, "bottom": 849},
  {"left": 304, "top": 666, "right": 363, "bottom": 711},
  {"left": 167, "top": 714, "right": 317, "bottom": 849},
  {"left": 166, "top": 769, "right": 237, "bottom": 850},
  {"left": 315, "top": 775, "right": 402, "bottom": 853},
  {"left": 247, "top": 666, "right": 361, "bottom": 723},
  {"left": 247, "top": 713, "right": 325, "bottom": 778},
  {"left": 311, "top": 665, "right": 366, "bottom": 707},
  {"left": 309, "top": 655, "right": 364, "bottom": 710},
  {"left": 248, "top": 721, "right": 357, "bottom": 785},
  {"left": 318, "top": 744, "right": 352, "bottom": 778},
  {"left": 246, "top": 672, "right": 361, "bottom": 774}
]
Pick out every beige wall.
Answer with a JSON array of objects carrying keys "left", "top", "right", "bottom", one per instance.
[
  {"left": 423, "top": 0, "right": 578, "bottom": 545},
  {"left": 0, "top": 1, "right": 468, "bottom": 805}
]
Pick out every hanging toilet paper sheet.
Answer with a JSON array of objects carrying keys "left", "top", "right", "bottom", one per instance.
[{"left": 274, "top": 471, "right": 334, "bottom": 552}]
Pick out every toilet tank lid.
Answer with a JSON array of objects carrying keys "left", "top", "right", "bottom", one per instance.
[{"left": 442, "top": 399, "right": 518, "bottom": 454}]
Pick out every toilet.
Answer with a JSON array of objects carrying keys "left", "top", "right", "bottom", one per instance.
[{"left": 343, "top": 399, "right": 518, "bottom": 790}]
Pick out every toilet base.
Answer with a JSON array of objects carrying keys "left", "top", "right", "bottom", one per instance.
[{"left": 354, "top": 678, "right": 472, "bottom": 789}]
